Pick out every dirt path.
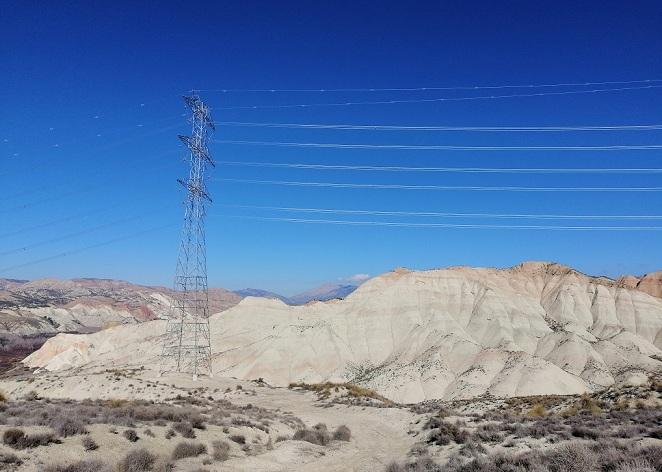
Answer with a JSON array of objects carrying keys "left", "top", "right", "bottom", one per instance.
[
  {"left": 229, "top": 387, "right": 417, "bottom": 471},
  {"left": 0, "top": 369, "right": 419, "bottom": 472}
]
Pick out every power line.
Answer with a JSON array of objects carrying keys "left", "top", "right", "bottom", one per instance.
[
  {"left": 213, "top": 84, "right": 662, "bottom": 110},
  {"left": 216, "top": 140, "right": 662, "bottom": 151},
  {"left": 195, "top": 78, "right": 662, "bottom": 93},
  {"left": 0, "top": 208, "right": 168, "bottom": 257},
  {"left": 216, "top": 178, "right": 662, "bottom": 192},
  {"left": 223, "top": 214, "right": 662, "bottom": 231},
  {"left": 0, "top": 223, "right": 177, "bottom": 274},
  {"left": 218, "top": 161, "right": 662, "bottom": 174},
  {"left": 220, "top": 204, "right": 662, "bottom": 220},
  {"left": 215, "top": 121, "right": 662, "bottom": 132},
  {"left": 0, "top": 207, "right": 116, "bottom": 240}
]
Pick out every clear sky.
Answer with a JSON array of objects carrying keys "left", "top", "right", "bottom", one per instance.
[{"left": 2, "top": 1, "right": 662, "bottom": 295}]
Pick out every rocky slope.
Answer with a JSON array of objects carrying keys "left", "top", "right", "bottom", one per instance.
[
  {"left": 618, "top": 271, "right": 662, "bottom": 299},
  {"left": 22, "top": 262, "right": 662, "bottom": 403},
  {"left": 0, "top": 278, "right": 241, "bottom": 336}
]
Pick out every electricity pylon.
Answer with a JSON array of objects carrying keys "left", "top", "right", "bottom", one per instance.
[{"left": 160, "top": 95, "right": 215, "bottom": 379}]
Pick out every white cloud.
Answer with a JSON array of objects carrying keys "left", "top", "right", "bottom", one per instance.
[{"left": 347, "top": 273, "right": 370, "bottom": 284}]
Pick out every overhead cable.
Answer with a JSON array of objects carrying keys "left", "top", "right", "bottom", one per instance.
[
  {"left": 216, "top": 178, "right": 662, "bottom": 192},
  {"left": 213, "top": 85, "right": 662, "bottom": 110},
  {"left": 219, "top": 204, "right": 662, "bottom": 220},
  {"left": 195, "top": 78, "right": 662, "bottom": 93},
  {"left": 216, "top": 140, "right": 662, "bottom": 151},
  {"left": 0, "top": 223, "right": 177, "bottom": 274},
  {"left": 218, "top": 161, "right": 662, "bottom": 174},
  {"left": 222, "top": 215, "right": 662, "bottom": 231},
  {"left": 215, "top": 121, "right": 662, "bottom": 132}
]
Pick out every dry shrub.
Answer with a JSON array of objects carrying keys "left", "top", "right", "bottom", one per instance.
[
  {"left": 578, "top": 393, "right": 603, "bottom": 414},
  {"left": 229, "top": 434, "right": 246, "bottom": 444},
  {"left": 2, "top": 428, "right": 24, "bottom": 447},
  {"left": 613, "top": 458, "right": 654, "bottom": 472},
  {"left": 385, "top": 462, "right": 406, "bottom": 472},
  {"left": 43, "top": 460, "right": 110, "bottom": 472},
  {"left": 212, "top": 439, "right": 230, "bottom": 461},
  {"left": 288, "top": 382, "right": 392, "bottom": 404},
  {"left": 117, "top": 448, "right": 156, "bottom": 472},
  {"left": 333, "top": 425, "right": 351, "bottom": 441},
  {"left": 82, "top": 436, "right": 98, "bottom": 451},
  {"left": 424, "top": 417, "right": 469, "bottom": 445},
  {"left": 0, "top": 452, "right": 21, "bottom": 465},
  {"left": 293, "top": 425, "right": 330, "bottom": 446},
  {"left": 123, "top": 429, "right": 139, "bottom": 442},
  {"left": 151, "top": 458, "right": 174, "bottom": 472},
  {"left": 172, "top": 422, "right": 195, "bottom": 438},
  {"left": 2, "top": 427, "right": 59, "bottom": 449},
  {"left": 460, "top": 440, "right": 487, "bottom": 458},
  {"left": 527, "top": 403, "right": 547, "bottom": 417},
  {"left": 571, "top": 425, "right": 602, "bottom": 440},
  {"left": 106, "top": 399, "right": 128, "bottom": 408},
  {"left": 171, "top": 441, "right": 207, "bottom": 460},
  {"left": 547, "top": 442, "right": 598, "bottom": 472},
  {"left": 51, "top": 417, "right": 88, "bottom": 437}
]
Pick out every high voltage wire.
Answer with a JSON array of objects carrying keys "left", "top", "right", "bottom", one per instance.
[
  {"left": 213, "top": 84, "right": 662, "bottom": 110},
  {"left": 222, "top": 215, "right": 662, "bottom": 231},
  {"left": 0, "top": 223, "right": 177, "bottom": 275},
  {"left": 216, "top": 140, "right": 662, "bottom": 151},
  {"left": 195, "top": 78, "right": 662, "bottom": 93},
  {"left": 218, "top": 161, "right": 662, "bottom": 174},
  {"left": 216, "top": 178, "right": 662, "bottom": 192},
  {"left": 0, "top": 151, "right": 179, "bottom": 208},
  {"left": 215, "top": 121, "right": 662, "bottom": 132},
  {"left": 0, "top": 207, "right": 116, "bottom": 240},
  {"left": 220, "top": 204, "right": 662, "bottom": 220},
  {"left": 0, "top": 207, "right": 169, "bottom": 257}
]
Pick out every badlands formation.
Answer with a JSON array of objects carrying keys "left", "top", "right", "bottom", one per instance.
[
  {"left": 24, "top": 262, "right": 662, "bottom": 403},
  {"left": 0, "top": 278, "right": 241, "bottom": 335}
]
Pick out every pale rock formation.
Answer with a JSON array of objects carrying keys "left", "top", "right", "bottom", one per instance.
[{"left": 24, "top": 262, "right": 662, "bottom": 403}]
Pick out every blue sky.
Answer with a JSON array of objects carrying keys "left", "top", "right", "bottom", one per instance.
[{"left": 1, "top": 1, "right": 662, "bottom": 295}]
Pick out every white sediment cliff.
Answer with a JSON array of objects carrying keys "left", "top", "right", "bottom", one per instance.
[{"left": 24, "top": 262, "right": 662, "bottom": 403}]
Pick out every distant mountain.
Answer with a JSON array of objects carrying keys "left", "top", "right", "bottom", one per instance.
[
  {"left": 0, "top": 278, "right": 241, "bottom": 336},
  {"left": 234, "top": 288, "right": 289, "bottom": 303},
  {"left": 287, "top": 283, "right": 358, "bottom": 305}
]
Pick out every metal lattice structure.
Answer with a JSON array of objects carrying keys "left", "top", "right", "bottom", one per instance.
[{"left": 160, "top": 95, "right": 215, "bottom": 379}]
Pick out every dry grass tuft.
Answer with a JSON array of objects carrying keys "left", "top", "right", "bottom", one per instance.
[
  {"left": 44, "top": 459, "right": 110, "bottom": 472},
  {"left": 527, "top": 403, "right": 547, "bottom": 417},
  {"left": 82, "top": 436, "right": 98, "bottom": 451},
  {"left": 171, "top": 441, "right": 207, "bottom": 460},
  {"left": 123, "top": 429, "right": 139, "bottom": 442},
  {"left": 117, "top": 448, "right": 156, "bottom": 472},
  {"left": 212, "top": 439, "right": 231, "bottom": 461},
  {"left": 333, "top": 425, "right": 351, "bottom": 441}
]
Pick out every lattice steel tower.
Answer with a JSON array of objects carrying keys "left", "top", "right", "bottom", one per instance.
[{"left": 160, "top": 95, "right": 215, "bottom": 379}]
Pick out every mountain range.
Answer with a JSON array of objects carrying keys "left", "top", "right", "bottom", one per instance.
[
  {"left": 23, "top": 262, "right": 662, "bottom": 402},
  {"left": 0, "top": 278, "right": 359, "bottom": 336}
]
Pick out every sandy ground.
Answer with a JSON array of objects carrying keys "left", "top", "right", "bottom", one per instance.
[{"left": 0, "top": 368, "right": 418, "bottom": 471}]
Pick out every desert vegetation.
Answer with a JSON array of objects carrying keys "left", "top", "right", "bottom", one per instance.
[
  {"left": 387, "top": 379, "right": 662, "bottom": 471},
  {"left": 0, "top": 385, "right": 355, "bottom": 470},
  {"left": 288, "top": 381, "right": 393, "bottom": 406}
]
